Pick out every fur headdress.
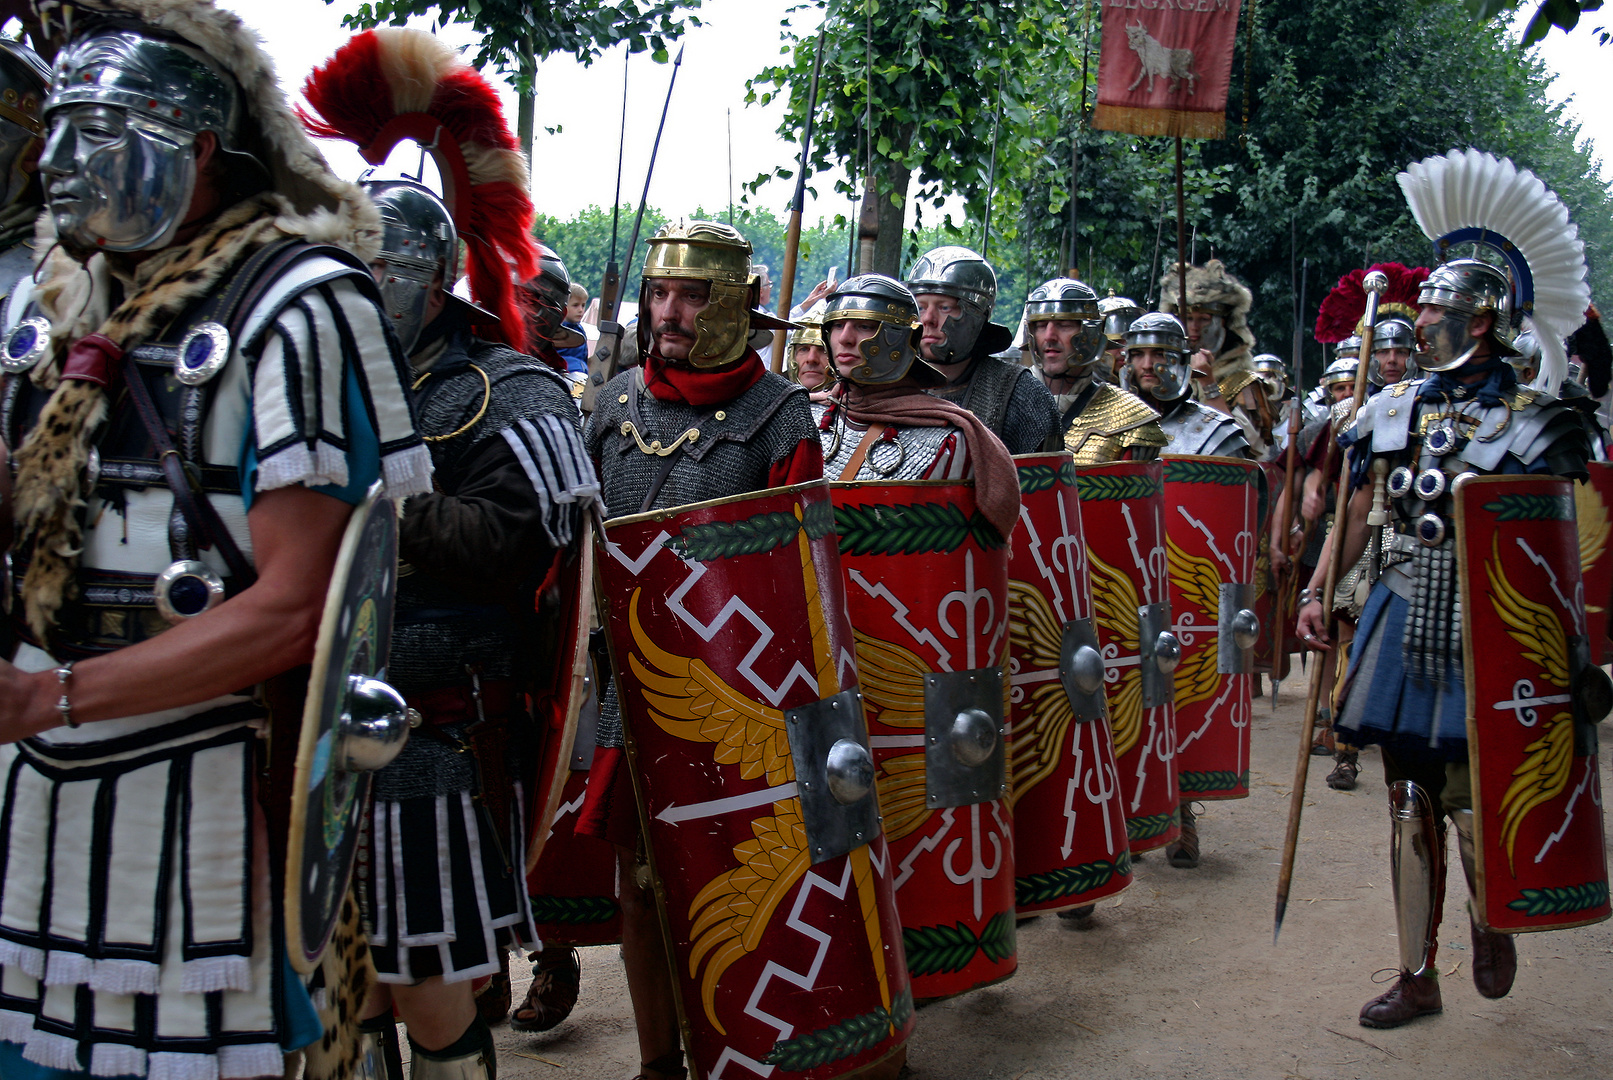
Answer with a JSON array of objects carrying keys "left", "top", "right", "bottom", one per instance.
[
  {"left": 1158, "top": 259, "right": 1255, "bottom": 364},
  {"left": 300, "top": 29, "right": 540, "bottom": 352},
  {"left": 1313, "top": 262, "right": 1429, "bottom": 344}
]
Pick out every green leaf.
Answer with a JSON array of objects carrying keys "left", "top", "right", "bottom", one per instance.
[
  {"left": 1015, "top": 858, "right": 1122, "bottom": 906},
  {"left": 1480, "top": 494, "right": 1575, "bottom": 522},
  {"left": 1177, "top": 770, "right": 1246, "bottom": 794},
  {"left": 1126, "top": 809, "right": 1178, "bottom": 843},
  {"left": 1505, "top": 880, "right": 1610, "bottom": 917},
  {"left": 529, "top": 894, "right": 620, "bottom": 926}
]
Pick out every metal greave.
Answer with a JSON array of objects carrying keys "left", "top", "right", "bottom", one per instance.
[
  {"left": 1388, "top": 780, "right": 1445, "bottom": 977},
  {"left": 355, "top": 1016, "right": 405, "bottom": 1080},
  {"left": 1449, "top": 808, "right": 1481, "bottom": 903}
]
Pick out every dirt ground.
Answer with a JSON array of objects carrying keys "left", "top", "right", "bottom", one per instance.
[{"left": 472, "top": 674, "right": 1613, "bottom": 1080}]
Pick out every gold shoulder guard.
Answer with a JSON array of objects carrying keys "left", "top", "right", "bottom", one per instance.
[{"left": 1064, "top": 383, "right": 1169, "bottom": 465}]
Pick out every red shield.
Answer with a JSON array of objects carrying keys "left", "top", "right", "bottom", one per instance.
[
  {"left": 526, "top": 768, "right": 622, "bottom": 947},
  {"left": 599, "top": 483, "right": 912, "bottom": 1077},
  {"left": 831, "top": 479, "right": 1017, "bottom": 1001},
  {"left": 1455, "top": 474, "right": 1611, "bottom": 934},
  {"left": 1073, "top": 461, "right": 1181, "bottom": 852},
  {"left": 1575, "top": 462, "right": 1613, "bottom": 664},
  {"left": 1162, "top": 455, "right": 1262, "bottom": 801},
  {"left": 1007, "top": 453, "right": 1132, "bottom": 913}
]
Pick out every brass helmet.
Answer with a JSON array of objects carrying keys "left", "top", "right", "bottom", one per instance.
[
  {"left": 785, "top": 311, "right": 827, "bottom": 385},
  {"left": 636, "top": 220, "right": 791, "bottom": 369}
]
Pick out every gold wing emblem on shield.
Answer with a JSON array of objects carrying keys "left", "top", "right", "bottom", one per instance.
[
  {"left": 1006, "top": 578, "right": 1076, "bottom": 809},
  {"left": 854, "top": 628, "right": 933, "bottom": 843},
  {"left": 1575, "top": 479, "right": 1609, "bottom": 618},
  {"left": 1088, "top": 550, "right": 1143, "bottom": 759},
  {"left": 1485, "top": 537, "right": 1574, "bottom": 873},
  {"left": 1166, "top": 537, "right": 1224, "bottom": 711}
]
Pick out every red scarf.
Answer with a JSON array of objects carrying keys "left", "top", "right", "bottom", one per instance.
[{"left": 643, "top": 350, "right": 766, "bottom": 406}]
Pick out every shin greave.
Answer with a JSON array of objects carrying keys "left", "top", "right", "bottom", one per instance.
[
  {"left": 1388, "top": 780, "right": 1445, "bottom": 977},
  {"left": 356, "top": 1014, "right": 405, "bottom": 1080}
]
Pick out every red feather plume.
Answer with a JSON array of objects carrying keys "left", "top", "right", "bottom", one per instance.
[
  {"left": 1313, "top": 262, "right": 1430, "bottom": 344},
  {"left": 300, "top": 30, "right": 539, "bottom": 353}
]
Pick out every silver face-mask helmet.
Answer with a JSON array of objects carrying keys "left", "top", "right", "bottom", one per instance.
[
  {"left": 42, "top": 29, "right": 255, "bottom": 257},
  {"left": 1416, "top": 258, "right": 1517, "bottom": 373},
  {"left": 1122, "top": 311, "right": 1191, "bottom": 403},
  {"left": 905, "top": 245, "right": 996, "bottom": 363},
  {"left": 1368, "top": 316, "right": 1419, "bottom": 387},
  {"left": 1023, "top": 277, "right": 1105, "bottom": 375},
  {"left": 820, "top": 274, "right": 941, "bottom": 387},
  {"left": 0, "top": 41, "right": 48, "bottom": 216},
  {"left": 1252, "top": 353, "right": 1287, "bottom": 398},
  {"left": 1099, "top": 291, "right": 1142, "bottom": 345},
  {"left": 367, "top": 181, "right": 457, "bottom": 355}
]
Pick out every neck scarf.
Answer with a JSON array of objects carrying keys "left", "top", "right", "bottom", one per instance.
[
  {"left": 643, "top": 349, "right": 765, "bottom": 407},
  {"left": 833, "top": 382, "right": 1021, "bottom": 540}
]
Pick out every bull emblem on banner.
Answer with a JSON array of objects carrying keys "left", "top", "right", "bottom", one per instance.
[{"left": 1124, "top": 22, "right": 1198, "bottom": 96}]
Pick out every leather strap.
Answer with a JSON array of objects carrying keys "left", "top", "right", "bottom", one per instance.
[
  {"left": 119, "top": 351, "right": 257, "bottom": 588},
  {"left": 837, "top": 422, "right": 888, "bottom": 481}
]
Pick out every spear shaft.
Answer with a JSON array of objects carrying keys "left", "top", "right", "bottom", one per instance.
[{"left": 771, "top": 26, "right": 828, "bottom": 374}]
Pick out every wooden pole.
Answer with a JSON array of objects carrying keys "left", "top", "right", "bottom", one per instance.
[
  {"left": 1274, "top": 270, "right": 1388, "bottom": 942},
  {"left": 771, "top": 27, "right": 828, "bottom": 373},
  {"left": 1175, "top": 137, "right": 1189, "bottom": 312}
]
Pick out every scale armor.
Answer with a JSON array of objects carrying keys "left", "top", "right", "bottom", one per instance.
[
  {"left": 1061, "top": 380, "right": 1167, "bottom": 465},
  {"left": 1157, "top": 398, "right": 1252, "bottom": 458}
]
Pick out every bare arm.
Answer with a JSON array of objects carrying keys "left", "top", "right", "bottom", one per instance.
[
  {"left": 1294, "top": 481, "right": 1374, "bottom": 649},
  {"left": 0, "top": 486, "right": 351, "bottom": 741}
]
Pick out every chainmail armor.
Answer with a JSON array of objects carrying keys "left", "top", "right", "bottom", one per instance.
[{"left": 934, "top": 355, "right": 1060, "bottom": 454}]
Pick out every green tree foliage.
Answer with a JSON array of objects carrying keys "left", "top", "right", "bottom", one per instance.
[
  {"left": 1465, "top": 0, "right": 1607, "bottom": 45},
  {"left": 331, "top": 0, "right": 701, "bottom": 89},
  {"left": 534, "top": 205, "right": 853, "bottom": 311},
  {"left": 756, "top": 0, "right": 1613, "bottom": 386},
  {"left": 748, "top": 0, "right": 1069, "bottom": 276}
]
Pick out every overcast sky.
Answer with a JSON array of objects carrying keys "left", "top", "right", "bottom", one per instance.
[{"left": 196, "top": 1, "right": 1613, "bottom": 225}]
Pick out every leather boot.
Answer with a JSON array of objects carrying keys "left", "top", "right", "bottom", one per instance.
[
  {"left": 1451, "top": 809, "right": 1517, "bottom": 999},
  {"left": 1361, "top": 781, "right": 1446, "bottom": 1028},
  {"left": 1166, "top": 803, "right": 1199, "bottom": 868},
  {"left": 1359, "top": 971, "right": 1443, "bottom": 1029}
]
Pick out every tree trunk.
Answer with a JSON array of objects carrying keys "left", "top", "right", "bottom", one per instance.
[
  {"left": 517, "top": 37, "right": 536, "bottom": 171},
  {"left": 868, "top": 124, "right": 915, "bottom": 277}
]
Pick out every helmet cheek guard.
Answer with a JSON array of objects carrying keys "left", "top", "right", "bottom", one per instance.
[{"left": 687, "top": 279, "right": 753, "bottom": 368}]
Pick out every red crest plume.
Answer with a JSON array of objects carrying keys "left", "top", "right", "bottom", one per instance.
[
  {"left": 300, "top": 29, "right": 538, "bottom": 351},
  {"left": 1313, "top": 262, "right": 1429, "bottom": 344}
]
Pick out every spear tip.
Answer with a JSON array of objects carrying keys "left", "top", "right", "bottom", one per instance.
[{"left": 673, "top": 43, "right": 686, "bottom": 65}]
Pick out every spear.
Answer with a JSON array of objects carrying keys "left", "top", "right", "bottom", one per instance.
[
  {"left": 582, "top": 45, "right": 685, "bottom": 412},
  {"left": 771, "top": 26, "right": 828, "bottom": 374},
  {"left": 1274, "top": 269, "right": 1388, "bottom": 943}
]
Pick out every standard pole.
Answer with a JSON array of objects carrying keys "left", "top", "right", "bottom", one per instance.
[{"left": 1175, "top": 137, "right": 1189, "bottom": 313}]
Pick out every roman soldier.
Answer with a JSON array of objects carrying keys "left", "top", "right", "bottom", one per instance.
[
  {"left": 785, "top": 309, "right": 833, "bottom": 395},
  {"left": 905, "top": 245, "right": 1061, "bottom": 453},
  {"left": 580, "top": 220, "right": 820, "bottom": 1080},
  {"left": 1024, "top": 277, "right": 1164, "bottom": 466},
  {"left": 1098, "top": 289, "right": 1143, "bottom": 382},
  {"left": 1298, "top": 149, "right": 1600, "bottom": 1031},
  {"left": 523, "top": 242, "right": 590, "bottom": 382},
  {"left": 0, "top": 3, "right": 431, "bottom": 1075},
  {"left": 1160, "top": 259, "right": 1273, "bottom": 453},
  {"left": 1123, "top": 312, "right": 1252, "bottom": 460},
  {"left": 300, "top": 29, "right": 601, "bottom": 1078}
]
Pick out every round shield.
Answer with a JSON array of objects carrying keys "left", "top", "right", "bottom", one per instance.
[
  {"left": 1074, "top": 460, "right": 1182, "bottom": 853},
  {"left": 1007, "top": 452, "right": 1132, "bottom": 914},
  {"left": 284, "top": 485, "right": 404, "bottom": 973}
]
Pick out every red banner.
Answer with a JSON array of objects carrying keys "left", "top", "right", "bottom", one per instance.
[{"left": 1092, "top": 0, "right": 1244, "bottom": 140}]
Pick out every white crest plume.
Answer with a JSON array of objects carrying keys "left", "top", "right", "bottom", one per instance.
[{"left": 1397, "top": 148, "right": 1589, "bottom": 395}]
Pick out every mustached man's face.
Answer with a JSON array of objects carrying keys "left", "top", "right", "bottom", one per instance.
[
  {"left": 1034, "top": 320, "right": 1083, "bottom": 376},
  {"left": 647, "top": 278, "right": 711, "bottom": 361}
]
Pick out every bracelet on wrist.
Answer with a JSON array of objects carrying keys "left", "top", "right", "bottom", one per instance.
[{"left": 54, "top": 661, "right": 79, "bottom": 729}]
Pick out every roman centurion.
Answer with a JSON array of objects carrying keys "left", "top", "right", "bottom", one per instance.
[
  {"left": 905, "top": 244, "right": 1061, "bottom": 453},
  {"left": 0, "top": 3, "right": 430, "bottom": 1075},
  {"left": 1023, "top": 276, "right": 1165, "bottom": 465}
]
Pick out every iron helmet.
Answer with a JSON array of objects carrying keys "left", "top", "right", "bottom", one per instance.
[
  {"left": 1122, "top": 311, "right": 1191, "bottom": 403},
  {"left": 1417, "top": 258, "right": 1518, "bottom": 372},
  {"left": 0, "top": 41, "right": 47, "bottom": 216},
  {"left": 367, "top": 181, "right": 460, "bottom": 355},
  {"left": 1099, "top": 290, "right": 1143, "bottom": 344},
  {"left": 1368, "top": 316, "right": 1418, "bottom": 387},
  {"left": 904, "top": 245, "right": 997, "bottom": 363},
  {"left": 43, "top": 27, "right": 265, "bottom": 255},
  {"left": 1023, "top": 277, "right": 1105, "bottom": 374},
  {"left": 522, "top": 243, "right": 584, "bottom": 351},
  {"left": 636, "top": 220, "right": 790, "bottom": 369},
  {"left": 820, "top": 274, "right": 941, "bottom": 387},
  {"left": 1252, "top": 353, "right": 1288, "bottom": 397},
  {"left": 1507, "top": 329, "right": 1543, "bottom": 383},
  {"left": 1334, "top": 335, "right": 1362, "bottom": 362},
  {"left": 1321, "top": 356, "right": 1357, "bottom": 390}
]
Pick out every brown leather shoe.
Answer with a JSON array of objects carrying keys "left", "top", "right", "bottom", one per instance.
[
  {"left": 1166, "top": 805, "right": 1199, "bottom": 869},
  {"left": 1326, "top": 751, "right": 1359, "bottom": 791},
  {"left": 1359, "top": 971, "right": 1442, "bottom": 1028},
  {"left": 510, "top": 946, "right": 582, "bottom": 1033},
  {"left": 1470, "top": 917, "right": 1518, "bottom": 999}
]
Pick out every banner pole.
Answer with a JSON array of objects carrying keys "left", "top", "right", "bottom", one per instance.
[{"left": 1175, "top": 136, "right": 1189, "bottom": 315}]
